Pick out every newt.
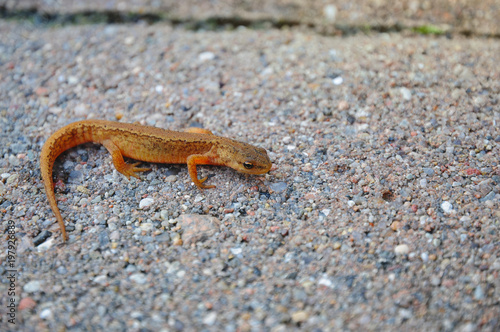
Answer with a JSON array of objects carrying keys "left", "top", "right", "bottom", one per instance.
[{"left": 40, "top": 120, "right": 272, "bottom": 241}]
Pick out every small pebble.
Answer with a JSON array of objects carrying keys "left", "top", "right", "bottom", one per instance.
[
  {"left": 36, "top": 238, "right": 55, "bottom": 252},
  {"left": 140, "top": 223, "right": 154, "bottom": 232},
  {"left": 323, "top": 4, "right": 337, "bottom": 22},
  {"left": 269, "top": 182, "right": 287, "bottom": 193},
  {"left": 230, "top": 247, "right": 242, "bottom": 255},
  {"left": 93, "top": 275, "right": 108, "bottom": 285},
  {"left": 33, "top": 230, "right": 52, "bottom": 246},
  {"left": 160, "top": 210, "right": 169, "bottom": 220},
  {"left": 431, "top": 276, "right": 441, "bottom": 286},
  {"left": 39, "top": 308, "right": 53, "bottom": 320},
  {"left": 474, "top": 285, "right": 484, "bottom": 300},
  {"left": 130, "top": 273, "right": 148, "bottom": 285},
  {"left": 395, "top": 244, "right": 410, "bottom": 255},
  {"left": 338, "top": 100, "right": 349, "bottom": 110},
  {"left": 18, "top": 297, "right": 37, "bottom": 311},
  {"left": 332, "top": 77, "right": 343, "bottom": 85},
  {"left": 441, "top": 201, "right": 453, "bottom": 213},
  {"left": 291, "top": 310, "right": 309, "bottom": 323},
  {"left": 318, "top": 277, "right": 333, "bottom": 288},
  {"left": 421, "top": 252, "right": 429, "bottom": 263},
  {"left": 56, "top": 266, "right": 67, "bottom": 275},
  {"left": 74, "top": 103, "right": 88, "bottom": 116},
  {"left": 400, "top": 87, "right": 411, "bottom": 100},
  {"left": 139, "top": 198, "right": 155, "bottom": 209},
  {"left": 7, "top": 173, "right": 18, "bottom": 184},
  {"left": 484, "top": 200, "right": 494, "bottom": 208},
  {"left": 165, "top": 175, "right": 177, "bottom": 182},
  {"left": 198, "top": 51, "right": 215, "bottom": 62},
  {"left": 202, "top": 312, "right": 217, "bottom": 325},
  {"left": 24, "top": 280, "right": 42, "bottom": 293},
  {"left": 91, "top": 195, "right": 102, "bottom": 204},
  {"left": 423, "top": 168, "right": 434, "bottom": 176},
  {"left": 479, "top": 191, "right": 495, "bottom": 203}
]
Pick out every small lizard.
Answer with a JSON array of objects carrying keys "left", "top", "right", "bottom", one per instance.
[{"left": 40, "top": 120, "right": 272, "bottom": 241}]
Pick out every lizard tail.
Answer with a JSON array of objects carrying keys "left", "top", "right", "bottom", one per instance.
[{"left": 40, "top": 121, "right": 96, "bottom": 241}]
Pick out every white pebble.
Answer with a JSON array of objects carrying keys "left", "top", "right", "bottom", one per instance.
[
  {"left": 399, "top": 308, "right": 413, "bottom": 319},
  {"left": 394, "top": 244, "right": 410, "bottom": 255},
  {"left": 67, "top": 76, "right": 79, "bottom": 85},
  {"left": 323, "top": 5, "right": 338, "bottom": 22},
  {"left": 110, "top": 230, "right": 120, "bottom": 240},
  {"left": 198, "top": 51, "right": 215, "bottom": 62},
  {"left": 74, "top": 103, "right": 88, "bottom": 117},
  {"left": 124, "top": 36, "right": 135, "bottom": 45},
  {"left": 140, "top": 223, "right": 154, "bottom": 232},
  {"left": 400, "top": 87, "right": 411, "bottom": 100},
  {"left": 139, "top": 198, "right": 155, "bottom": 209},
  {"left": 332, "top": 76, "right": 343, "bottom": 85},
  {"left": 421, "top": 252, "right": 429, "bottom": 262},
  {"left": 37, "top": 238, "right": 55, "bottom": 252},
  {"left": 230, "top": 248, "right": 242, "bottom": 255},
  {"left": 260, "top": 67, "right": 273, "bottom": 76},
  {"left": 40, "top": 308, "right": 53, "bottom": 319},
  {"left": 441, "top": 201, "right": 453, "bottom": 213},
  {"left": 203, "top": 312, "right": 217, "bottom": 325},
  {"left": 484, "top": 200, "right": 494, "bottom": 208},
  {"left": 49, "top": 106, "right": 62, "bottom": 114},
  {"left": 130, "top": 273, "right": 147, "bottom": 284},
  {"left": 93, "top": 275, "right": 108, "bottom": 285},
  {"left": 318, "top": 276, "right": 333, "bottom": 288}
]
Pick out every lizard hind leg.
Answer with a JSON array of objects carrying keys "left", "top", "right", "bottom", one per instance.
[{"left": 102, "top": 140, "right": 151, "bottom": 180}]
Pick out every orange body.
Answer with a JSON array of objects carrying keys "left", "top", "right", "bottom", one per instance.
[{"left": 40, "top": 120, "right": 272, "bottom": 241}]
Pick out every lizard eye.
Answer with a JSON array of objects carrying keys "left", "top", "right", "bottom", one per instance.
[{"left": 243, "top": 162, "right": 254, "bottom": 169}]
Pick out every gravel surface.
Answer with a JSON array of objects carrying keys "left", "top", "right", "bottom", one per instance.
[{"left": 1, "top": 19, "right": 499, "bottom": 331}]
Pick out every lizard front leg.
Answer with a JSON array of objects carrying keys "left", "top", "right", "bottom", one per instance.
[{"left": 187, "top": 154, "right": 217, "bottom": 189}]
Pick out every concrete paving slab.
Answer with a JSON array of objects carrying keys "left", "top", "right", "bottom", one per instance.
[{"left": 2, "top": 0, "right": 500, "bottom": 35}]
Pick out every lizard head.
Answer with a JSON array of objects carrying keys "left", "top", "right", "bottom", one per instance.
[{"left": 219, "top": 138, "right": 272, "bottom": 175}]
